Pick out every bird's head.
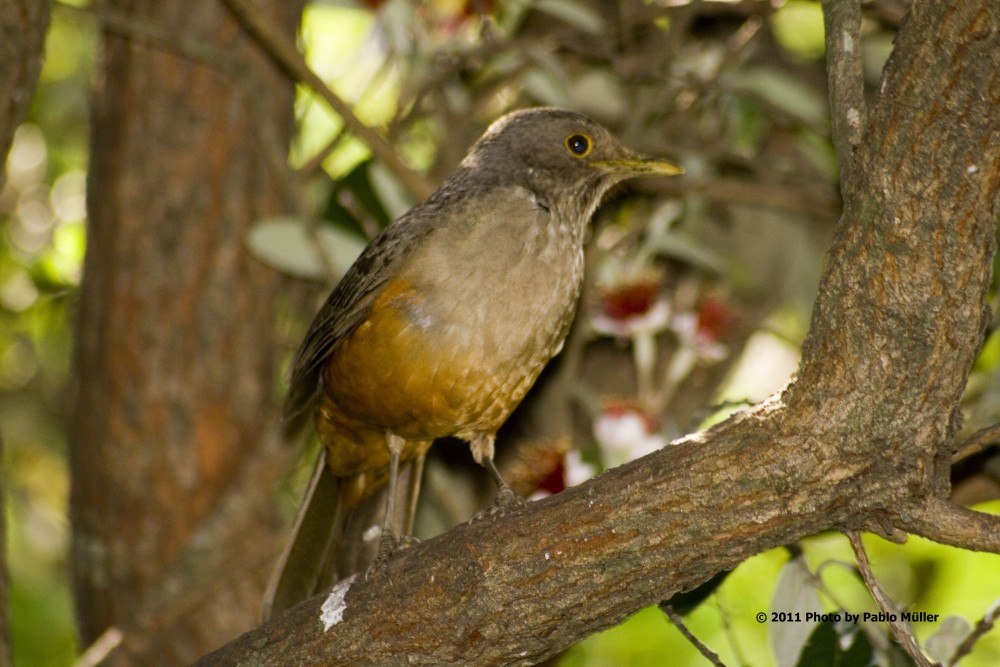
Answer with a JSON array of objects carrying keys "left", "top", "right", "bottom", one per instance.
[{"left": 459, "top": 107, "right": 682, "bottom": 219}]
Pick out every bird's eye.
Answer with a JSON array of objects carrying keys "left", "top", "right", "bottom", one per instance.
[{"left": 565, "top": 133, "right": 593, "bottom": 158}]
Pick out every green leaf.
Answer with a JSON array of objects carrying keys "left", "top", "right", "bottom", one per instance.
[
  {"left": 522, "top": 62, "right": 571, "bottom": 108},
  {"left": 644, "top": 231, "right": 727, "bottom": 274},
  {"left": 924, "top": 615, "right": 972, "bottom": 665},
  {"left": 770, "top": 0, "right": 825, "bottom": 61},
  {"left": 728, "top": 66, "right": 829, "bottom": 129},
  {"left": 368, "top": 162, "right": 413, "bottom": 222},
  {"left": 771, "top": 554, "right": 824, "bottom": 667},
  {"left": 534, "top": 0, "right": 604, "bottom": 34},
  {"left": 246, "top": 217, "right": 366, "bottom": 282},
  {"left": 322, "top": 159, "right": 394, "bottom": 233},
  {"left": 795, "top": 621, "right": 875, "bottom": 667}
]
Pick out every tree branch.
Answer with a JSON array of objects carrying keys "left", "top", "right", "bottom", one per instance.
[
  {"left": 196, "top": 402, "right": 914, "bottom": 666},
  {"left": 948, "top": 600, "right": 1000, "bottom": 666},
  {"left": 57, "top": 1, "right": 241, "bottom": 73},
  {"left": 219, "top": 0, "right": 435, "bottom": 201},
  {"left": 73, "top": 626, "right": 125, "bottom": 667},
  {"left": 894, "top": 497, "right": 1000, "bottom": 554},
  {"left": 847, "top": 531, "right": 934, "bottom": 667},
  {"left": 72, "top": 1, "right": 305, "bottom": 659},
  {"left": 821, "top": 0, "right": 866, "bottom": 191},
  {"left": 659, "top": 604, "right": 725, "bottom": 667},
  {"left": 953, "top": 422, "right": 1000, "bottom": 463}
]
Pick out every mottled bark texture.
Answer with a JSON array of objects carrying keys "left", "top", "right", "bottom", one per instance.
[
  {"left": 71, "top": 1, "right": 304, "bottom": 664},
  {"left": 198, "top": 3, "right": 1000, "bottom": 665}
]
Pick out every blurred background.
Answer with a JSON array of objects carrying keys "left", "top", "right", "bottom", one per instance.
[{"left": 3, "top": 0, "right": 999, "bottom": 665}]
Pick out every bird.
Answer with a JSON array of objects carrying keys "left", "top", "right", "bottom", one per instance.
[{"left": 263, "top": 107, "right": 682, "bottom": 619}]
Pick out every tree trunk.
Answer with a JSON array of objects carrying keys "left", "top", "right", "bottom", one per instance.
[
  {"left": 71, "top": 2, "right": 304, "bottom": 663},
  {"left": 197, "top": 2, "right": 1000, "bottom": 665}
]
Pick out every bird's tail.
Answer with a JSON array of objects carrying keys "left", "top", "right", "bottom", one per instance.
[{"left": 262, "top": 449, "right": 423, "bottom": 621}]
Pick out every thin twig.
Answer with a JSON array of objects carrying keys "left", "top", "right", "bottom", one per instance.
[
  {"left": 219, "top": 0, "right": 434, "bottom": 201},
  {"left": 297, "top": 124, "right": 347, "bottom": 180},
  {"left": 846, "top": 531, "right": 936, "bottom": 667},
  {"left": 391, "top": 37, "right": 510, "bottom": 134},
  {"left": 948, "top": 599, "right": 1000, "bottom": 667},
  {"left": 820, "top": 0, "right": 866, "bottom": 191},
  {"left": 659, "top": 604, "right": 726, "bottom": 667},
  {"left": 952, "top": 422, "right": 1000, "bottom": 462},
  {"left": 649, "top": 176, "right": 840, "bottom": 220},
  {"left": 72, "top": 626, "right": 124, "bottom": 667}
]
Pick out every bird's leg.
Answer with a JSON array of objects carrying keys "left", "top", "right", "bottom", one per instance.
[
  {"left": 403, "top": 452, "right": 426, "bottom": 538},
  {"left": 471, "top": 433, "right": 524, "bottom": 518},
  {"left": 482, "top": 456, "right": 520, "bottom": 510},
  {"left": 369, "top": 432, "right": 405, "bottom": 575}
]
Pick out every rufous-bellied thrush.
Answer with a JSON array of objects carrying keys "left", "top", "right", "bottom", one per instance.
[{"left": 264, "top": 108, "right": 682, "bottom": 619}]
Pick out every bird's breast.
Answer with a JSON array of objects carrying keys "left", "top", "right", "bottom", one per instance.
[{"left": 321, "top": 208, "right": 585, "bottom": 444}]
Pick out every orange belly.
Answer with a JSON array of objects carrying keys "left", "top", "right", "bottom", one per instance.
[{"left": 317, "top": 276, "right": 535, "bottom": 504}]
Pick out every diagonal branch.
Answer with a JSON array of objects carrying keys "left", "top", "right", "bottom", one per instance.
[
  {"left": 57, "top": 1, "right": 241, "bottom": 72},
  {"left": 219, "top": 0, "right": 435, "bottom": 200},
  {"left": 193, "top": 404, "right": 915, "bottom": 666},
  {"left": 847, "top": 531, "right": 934, "bottom": 667},
  {"left": 659, "top": 604, "right": 725, "bottom": 667},
  {"left": 952, "top": 422, "right": 1000, "bottom": 463},
  {"left": 948, "top": 600, "right": 1000, "bottom": 666}
]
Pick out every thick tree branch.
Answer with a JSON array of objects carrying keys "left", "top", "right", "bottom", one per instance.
[
  {"left": 197, "top": 2, "right": 1000, "bottom": 664},
  {"left": 196, "top": 402, "right": 914, "bottom": 666}
]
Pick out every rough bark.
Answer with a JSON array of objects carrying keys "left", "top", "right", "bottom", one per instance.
[
  {"left": 71, "top": 2, "right": 304, "bottom": 663},
  {"left": 197, "top": 2, "right": 1000, "bottom": 665}
]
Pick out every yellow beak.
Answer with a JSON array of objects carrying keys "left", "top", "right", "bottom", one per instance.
[{"left": 595, "top": 155, "right": 684, "bottom": 177}]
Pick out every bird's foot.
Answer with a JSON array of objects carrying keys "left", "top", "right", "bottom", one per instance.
[
  {"left": 365, "top": 531, "right": 399, "bottom": 581},
  {"left": 364, "top": 532, "right": 420, "bottom": 581},
  {"left": 398, "top": 534, "right": 421, "bottom": 549},
  {"left": 470, "top": 487, "right": 526, "bottom": 522}
]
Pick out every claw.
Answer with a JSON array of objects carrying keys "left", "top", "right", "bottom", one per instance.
[
  {"left": 363, "top": 530, "right": 421, "bottom": 582},
  {"left": 471, "top": 488, "right": 526, "bottom": 522},
  {"left": 365, "top": 531, "right": 399, "bottom": 581}
]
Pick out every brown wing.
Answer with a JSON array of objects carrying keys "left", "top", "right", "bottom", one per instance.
[{"left": 282, "top": 208, "right": 439, "bottom": 423}]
